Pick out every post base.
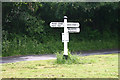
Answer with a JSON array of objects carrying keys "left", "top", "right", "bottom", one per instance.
[{"left": 63, "top": 55, "right": 68, "bottom": 60}]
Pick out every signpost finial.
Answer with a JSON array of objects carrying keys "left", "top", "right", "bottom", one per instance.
[{"left": 64, "top": 16, "right": 67, "bottom": 19}]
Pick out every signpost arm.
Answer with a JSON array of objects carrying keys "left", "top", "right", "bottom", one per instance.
[{"left": 63, "top": 16, "right": 68, "bottom": 59}]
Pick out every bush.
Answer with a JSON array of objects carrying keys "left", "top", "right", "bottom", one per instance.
[
  {"left": 2, "top": 34, "right": 63, "bottom": 57},
  {"left": 2, "top": 34, "right": 45, "bottom": 57}
]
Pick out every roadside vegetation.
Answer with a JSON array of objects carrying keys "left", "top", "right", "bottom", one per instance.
[
  {"left": 2, "top": 54, "right": 118, "bottom": 78},
  {"left": 2, "top": 2, "right": 119, "bottom": 57},
  {"left": 2, "top": 37, "right": 118, "bottom": 57}
]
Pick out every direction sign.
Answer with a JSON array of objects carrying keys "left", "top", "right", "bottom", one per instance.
[
  {"left": 62, "top": 33, "right": 69, "bottom": 42},
  {"left": 50, "top": 22, "right": 80, "bottom": 27},
  {"left": 68, "top": 28, "right": 80, "bottom": 33},
  {"left": 67, "top": 22, "right": 80, "bottom": 27},
  {"left": 50, "top": 22, "right": 64, "bottom": 27}
]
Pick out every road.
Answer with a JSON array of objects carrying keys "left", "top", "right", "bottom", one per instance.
[{"left": 0, "top": 49, "right": 120, "bottom": 64}]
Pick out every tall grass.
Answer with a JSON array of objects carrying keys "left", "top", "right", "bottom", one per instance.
[
  {"left": 55, "top": 51, "right": 80, "bottom": 64},
  {"left": 69, "top": 39, "right": 118, "bottom": 52},
  {"left": 2, "top": 36, "right": 118, "bottom": 57},
  {"left": 2, "top": 37, "right": 63, "bottom": 57},
  {"left": 55, "top": 51, "right": 97, "bottom": 64}
]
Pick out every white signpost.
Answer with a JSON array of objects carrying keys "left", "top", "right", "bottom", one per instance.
[{"left": 50, "top": 16, "right": 80, "bottom": 59}]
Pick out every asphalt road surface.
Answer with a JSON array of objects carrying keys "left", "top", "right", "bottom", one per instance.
[{"left": 1, "top": 49, "right": 120, "bottom": 64}]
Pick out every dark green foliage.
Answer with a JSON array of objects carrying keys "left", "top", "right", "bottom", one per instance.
[{"left": 2, "top": 2, "right": 119, "bottom": 56}]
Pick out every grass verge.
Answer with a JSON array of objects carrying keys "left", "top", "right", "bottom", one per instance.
[{"left": 2, "top": 53, "right": 118, "bottom": 78}]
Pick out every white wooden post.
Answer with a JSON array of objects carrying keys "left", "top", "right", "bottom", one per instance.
[{"left": 63, "top": 16, "right": 68, "bottom": 59}]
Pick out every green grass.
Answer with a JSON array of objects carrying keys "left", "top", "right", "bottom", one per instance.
[
  {"left": 2, "top": 38, "right": 118, "bottom": 57},
  {"left": 2, "top": 54, "right": 118, "bottom": 78}
]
